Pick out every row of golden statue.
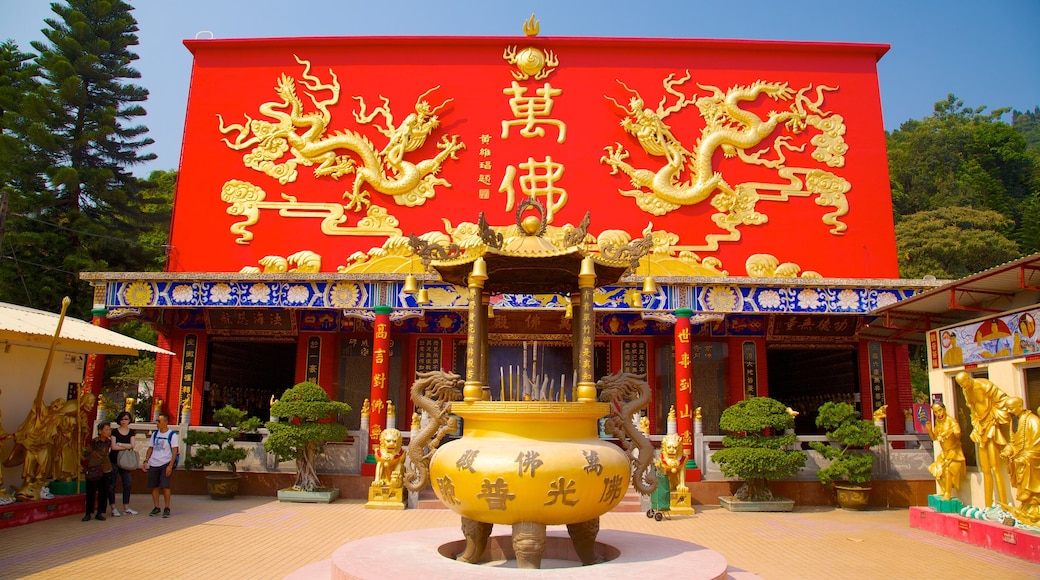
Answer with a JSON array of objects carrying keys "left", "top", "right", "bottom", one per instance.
[
  {"left": 2, "top": 364, "right": 1035, "bottom": 533},
  {"left": 928, "top": 372, "right": 1040, "bottom": 527},
  {"left": 0, "top": 387, "right": 98, "bottom": 503}
]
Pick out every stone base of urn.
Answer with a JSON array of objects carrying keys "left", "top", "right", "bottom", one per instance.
[{"left": 282, "top": 528, "right": 756, "bottom": 579}]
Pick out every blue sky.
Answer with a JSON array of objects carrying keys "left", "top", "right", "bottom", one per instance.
[{"left": 2, "top": 0, "right": 1038, "bottom": 175}]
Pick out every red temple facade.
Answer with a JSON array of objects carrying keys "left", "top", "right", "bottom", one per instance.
[{"left": 84, "top": 30, "right": 935, "bottom": 469}]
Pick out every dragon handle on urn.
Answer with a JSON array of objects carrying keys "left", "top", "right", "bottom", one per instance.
[
  {"left": 597, "top": 372, "right": 658, "bottom": 495},
  {"left": 404, "top": 370, "right": 464, "bottom": 492}
]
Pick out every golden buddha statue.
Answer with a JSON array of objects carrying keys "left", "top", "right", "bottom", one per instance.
[
  {"left": 51, "top": 398, "right": 83, "bottom": 481},
  {"left": 924, "top": 403, "right": 966, "bottom": 501},
  {"left": 1002, "top": 397, "right": 1040, "bottom": 526},
  {"left": 955, "top": 372, "right": 1011, "bottom": 507}
]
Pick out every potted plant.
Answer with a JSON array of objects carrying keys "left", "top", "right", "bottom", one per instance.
[
  {"left": 808, "top": 401, "right": 884, "bottom": 510},
  {"left": 183, "top": 405, "right": 262, "bottom": 499},
  {"left": 264, "top": 382, "right": 352, "bottom": 503},
  {"left": 712, "top": 397, "right": 807, "bottom": 511}
]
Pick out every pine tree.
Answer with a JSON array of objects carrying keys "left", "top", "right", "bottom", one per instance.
[
  {"left": 10, "top": 0, "right": 160, "bottom": 315},
  {"left": 0, "top": 40, "right": 56, "bottom": 309}
]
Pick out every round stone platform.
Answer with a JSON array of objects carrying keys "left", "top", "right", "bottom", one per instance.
[{"left": 285, "top": 526, "right": 760, "bottom": 579}]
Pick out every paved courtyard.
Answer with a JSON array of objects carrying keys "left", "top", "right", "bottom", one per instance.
[{"left": 0, "top": 495, "right": 1037, "bottom": 579}]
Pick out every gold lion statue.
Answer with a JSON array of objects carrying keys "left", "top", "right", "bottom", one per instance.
[
  {"left": 373, "top": 428, "right": 405, "bottom": 489},
  {"left": 656, "top": 433, "right": 688, "bottom": 494}
]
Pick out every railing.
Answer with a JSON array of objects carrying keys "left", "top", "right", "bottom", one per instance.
[
  {"left": 698, "top": 433, "right": 934, "bottom": 481},
  {"left": 122, "top": 419, "right": 934, "bottom": 482},
  {"left": 125, "top": 422, "right": 367, "bottom": 475}
]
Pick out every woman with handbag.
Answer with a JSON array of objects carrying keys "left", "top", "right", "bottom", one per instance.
[
  {"left": 82, "top": 423, "right": 113, "bottom": 521},
  {"left": 108, "top": 411, "right": 138, "bottom": 516}
]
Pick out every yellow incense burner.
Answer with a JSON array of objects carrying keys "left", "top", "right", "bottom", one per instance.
[
  {"left": 402, "top": 203, "right": 657, "bottom": 568},
  {"left": 429, "top": 401, "right": 631, "bottom": 525}
]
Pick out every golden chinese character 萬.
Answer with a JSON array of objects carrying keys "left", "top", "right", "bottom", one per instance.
[{"left": 501, "top": 81, "right": 566, "bottom": 143}]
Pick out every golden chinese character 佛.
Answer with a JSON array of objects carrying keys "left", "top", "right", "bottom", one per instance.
[{"left": 499, "top": 157, "right": 567, "bottom": 223}]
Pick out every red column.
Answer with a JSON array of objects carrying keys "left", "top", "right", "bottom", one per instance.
[
  {"left": 82, "top": 307, "right": 109, "bottom": 398},
  {"left": 674, "top": 308, "right": 696, "bottom": 477},
  {"left": 363, "top": 305, "right": 392, "bottom": 475}
]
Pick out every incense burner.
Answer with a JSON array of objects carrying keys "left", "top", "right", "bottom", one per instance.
[{"left": 428, "top": 401, "right": 631, "bottom": 525}]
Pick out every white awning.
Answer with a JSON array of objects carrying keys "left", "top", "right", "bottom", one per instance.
[{"left": 0, "top": 302, "right": 173, "bottom": 356}]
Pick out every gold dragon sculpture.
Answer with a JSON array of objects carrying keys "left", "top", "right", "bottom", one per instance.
[
  {"left": 218, "top": 55, "right": 466, "bottom": 212},
  {"left": 597, "top": 372, "right": 657, "bottom": 495},
  {"left": 403, "top": 369, "right": 464, "bottom": 493},
  {"left": 602, "top": 72, "right": 851, "bottom": 251}
]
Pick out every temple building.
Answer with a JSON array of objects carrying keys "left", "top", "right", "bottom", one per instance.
[{"left": 82, "top": 24, "right": 939, "bottom": 474}]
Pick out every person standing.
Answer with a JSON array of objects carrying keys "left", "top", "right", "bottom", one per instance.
[
  {"left": 82, "top": 423, "right": 113, "bottom": 521},
  {"left": 108, "top": 411, "right": 138, "bottom": 516},
  {"left": 141, "top": 413, "right": 178, "bottom": 518}
]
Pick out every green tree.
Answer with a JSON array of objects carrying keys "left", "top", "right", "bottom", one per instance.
[
  {"left": 136, "top": 169, "right": 174, "bottom": 270},
  {"left": 265, "top": 382, "right": 353, "bottom": 491},
  {"left": 1018, "top": 192, "right": 1040, "bottom": 253},
  {"left": 711, "top": 397, "right": 807, "bottom": 502},
  {"left": 1, "top": 0, "right": 160, "bottom": 317},
  {"left": 0, "top": 40, "right": 44, "bottom": 198},
  {"left": 895, "top": 206, "right": 1020, "bottom": 279},
  {"left": 1012, "top": 107, "right": 1040, "bottom": 153},
  {"left": 888, "top": 95, "right": 1038, "bottom": 258},
  {"left": 183, "top": 406, "right": 262, "bottom": 473},
  {"left": 808, "top": 402, "right": 883, "bottom": 487},
  {"left": 0, "top": 40, "right": 53, "bottom": 309}
]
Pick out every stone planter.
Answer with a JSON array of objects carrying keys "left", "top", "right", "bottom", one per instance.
[
  {"left": 277, "top": 487, "right": 340, "bottom": 503},
  {"left": 719, "top": 495, "right": 794, "bottom": 512},
  {"left": 835, "top": 484, "right": 871, "bottom": 510},
  {"left": 205, "top": 474, "right": 241, "bottom": 500}
]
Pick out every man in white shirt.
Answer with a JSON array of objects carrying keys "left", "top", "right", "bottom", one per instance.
[{"left": 141, "top": 413, "right": 178, "bottom": 518}]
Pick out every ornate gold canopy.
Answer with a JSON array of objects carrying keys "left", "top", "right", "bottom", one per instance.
[{"left": 411, "top": 199, "right": 644, "bottom": 294}]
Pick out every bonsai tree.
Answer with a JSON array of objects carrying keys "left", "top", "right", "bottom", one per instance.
[
  {"left": 711, "top": 397, "right": 807, "bottom": 501},
  {"left": 183, "top": 405, "right": 262, "bottom": 473},
  {"left": 264, "top": 382, "right": 352, "bottom": 491},
  {"left": 809, "top": 401, "right": 884, "bottom": 487}
]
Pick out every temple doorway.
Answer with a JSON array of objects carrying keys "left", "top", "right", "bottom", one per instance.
[
  {"left": 766, "top": 348, "right": 860, "bottom": 434},
  {"left": 202, "top": 340, "right": 296, "bottom": 425}
]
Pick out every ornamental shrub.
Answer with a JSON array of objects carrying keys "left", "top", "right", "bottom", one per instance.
[
  {"left": 183, "top": 405, "right": 262, "bottom": 473},
  {"left": 264, "top": 382, "right": 352, "bottom": 491},
  {"left": 808, "top": 401, "right": 883, "bottom": 487},
  {"left": 711, "top": 397, "right": 807, "bottom": 501}
]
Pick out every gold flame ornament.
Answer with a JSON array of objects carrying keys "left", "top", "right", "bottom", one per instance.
[
  {"left": 523, "top": 14, "right": 539, "bottom": 36},
  {"left": 503, "top": 16, "right": 557, "bottom": 81}
]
